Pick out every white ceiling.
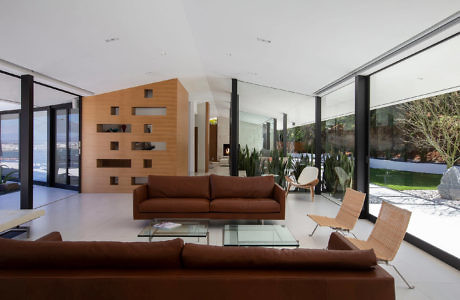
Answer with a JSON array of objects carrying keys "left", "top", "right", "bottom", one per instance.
[{"left": 0, "top": 0, "right": 459, "bottom": 120}]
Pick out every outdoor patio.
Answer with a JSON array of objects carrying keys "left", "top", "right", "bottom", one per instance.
[{"left": 369, "top": 184, "right": 460, "bottom": 258}]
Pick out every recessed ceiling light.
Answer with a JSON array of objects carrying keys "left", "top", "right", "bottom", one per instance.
[
  {"left": 105, "top": 37, "right": 120, "bottom": 43},
  {"left": 160, "top": 50, "right": 167, "bottom": 56},
  {"left": 225, "top": 52, "right": 232, "bottom": 57},
  {"left": 247, "top": 72, "right": 258, "bottom": 76},
  {"left": 417, "top": 77, "right": 424, "bottom": 80},
  {"left": 257, "top": 37, "right": 271, "bottom": 44}
]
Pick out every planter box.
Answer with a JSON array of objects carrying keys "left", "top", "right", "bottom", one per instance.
[
  {"left": 0, "top": 182, "right": 20, "bottom": 192},
  {"left": 370, "top": 158, "right": 446, "bottom": 175}
]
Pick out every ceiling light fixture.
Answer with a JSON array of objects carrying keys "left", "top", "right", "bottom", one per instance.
[
  {"left": 257, "top": 37, "right": 271, "bottom": 44},
  {"left": 225, "top": 52, "right": 232, "bottom": 57},
  {"left": 105, "top": 37, "right": 120, "bottom": 43},
  {"left": 160, "top": 50, "right": 167, "bottom": 56}
]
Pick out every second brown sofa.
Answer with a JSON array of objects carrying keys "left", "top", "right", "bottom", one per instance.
[{"left": 133, "top": 174, "right": 285, "bottom": 220}]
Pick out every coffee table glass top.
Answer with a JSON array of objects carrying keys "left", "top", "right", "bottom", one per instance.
[
  {"left": 138, "top": 221, "right": 208, "bottom": 238},
  {"left": 223, "top": 225, "right": 299, "bottom": 247}
]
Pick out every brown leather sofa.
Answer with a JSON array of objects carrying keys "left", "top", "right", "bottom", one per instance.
[
  {"left": 0, "top": 232, "right": 395, "bottom": 300},
  {"left": 133, "top": 174, "right": 286, "bottom": 220}
]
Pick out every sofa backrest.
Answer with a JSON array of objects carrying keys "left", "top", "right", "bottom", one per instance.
[
  {"left": 182, "top": 243, "right": 377, "bottom": 270},
  {"left": 147, "top": 175, "right": 210, "bottom": 199},
  {"left": 210, "top": 175, "right": 274, "bottom": 199},
  {"left": 0, "top": 238, "right": 184, "bottom": 269}
]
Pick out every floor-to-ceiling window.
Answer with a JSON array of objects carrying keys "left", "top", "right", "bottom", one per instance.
[
  {"left": 33, "top": 110, "right": 48, "bottom": 182},
  {"left": 369, "top": 35, "right": 460, "bottom": 258},
  {"left": 321, "top": 82, "right": 355, "bottom": 202}
]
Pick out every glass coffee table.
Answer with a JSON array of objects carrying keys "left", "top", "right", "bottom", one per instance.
[
  {"left": 223, "top": 224, "right": 299, "bottom": 247},
  {"left": 138, "top": 221, "right": 209, "bottom": 244}
]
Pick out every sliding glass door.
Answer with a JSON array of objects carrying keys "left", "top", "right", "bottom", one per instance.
[{"left": 53, "top": 105, "right": 80, "bottom": 189}]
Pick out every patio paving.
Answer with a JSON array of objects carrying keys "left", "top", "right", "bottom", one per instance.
[{"left": 369, "top": 184, "right": 459, "bottom": 258}]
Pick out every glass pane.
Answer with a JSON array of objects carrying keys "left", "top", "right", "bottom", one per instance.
[
  {"left": 321, "top": 82, "right": 355, "bottom": 202},
  {"left": 33, "top": 110, "right": 48, "bottom": 182},
  {"left": 55, "top": 109, "right": 68, "bottom": 185},
  {"left": 0, "top": 113, "right": 20, "bottom": 180},
  {"left": 69, "top": 107, "right": 79, "bottom": 186},
  {"left": 369, "top": 36, "right": 460, "bottom": 258}
]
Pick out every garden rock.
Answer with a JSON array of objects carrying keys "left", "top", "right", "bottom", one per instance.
[{"left": 437, "top": 167, "right": 460, "bottom": 200}]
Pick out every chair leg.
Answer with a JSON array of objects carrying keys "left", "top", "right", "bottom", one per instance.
[
  {"left": 309, "top": 224, "right": 319, "bottom": 237},
  {"left": 310, "top": 187, "right": 314, "bottom": 202},
  {"left": 386, "top": 262, "right": 415, "bottom": 289}
]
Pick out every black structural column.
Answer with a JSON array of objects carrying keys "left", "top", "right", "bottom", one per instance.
[
  {"left": 20, "top": 74, "right": 34, "bottom": 209},
  {"left": 266, "top": 122, "right": 271, "bottom": 150},
  {"left": 314, "top": 96, "right": 322, "bottom": 195},
  {"left": 282, "top": 113, "right": 287, "bottom": 156},
  {"left": 355, "top": 75, "right": 370, "bottom": 218},
  {"left": 273, "top": 118, "right": 277, "bottom": 150},
  {"left": 229, "top": 78, "right": 239, "bottom": 176}
]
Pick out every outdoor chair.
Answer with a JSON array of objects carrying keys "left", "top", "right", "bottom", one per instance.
[
  {"left": 307, "top": 188, "right": 366, "bottom": 237},
  {"left": 345, "top": 201, "right": 414, "bottom": 289},
  {"left": 334, "top": 166, "right": 351, "bottom": 193},
  {"left": 285, "top": 166, "right": 319, "bottom": 201}
]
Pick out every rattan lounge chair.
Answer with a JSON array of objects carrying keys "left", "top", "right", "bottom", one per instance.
[
  {"left": 307, "top": 188, "right": 366, "bottom": 238},
  {"left": 285, "top": 167, "right": 319, "bottom": 201},
  {"left": 346, "top": 201, "right": 414, "bottom": 289}
]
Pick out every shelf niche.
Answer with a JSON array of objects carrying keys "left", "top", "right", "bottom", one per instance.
[
  {"left": 97, "top": 124, "right": 131, "bottom": 133},
  {"left": 110, "top": 141, "right": 119, "bottom": 150},
  {"left": 132, "top": 107, "right": 166, "bottom": 116},
  {"left": 131, "top": 177, "right": 148, "bottom": 185},
  {"left": 144, "top": 124, "right": 152, "bottom": 133},
  {"left": 110, "top": 177, "right": 119, "bottom": 185},
  {"left": 131, "top": 142, "right": 166, "bottom": 151},
  {"left": 110, "top": 106, "right": 119, "bottom": 115},
  {"left": 97, "top": 159, "right": 131, "bottom": 168},
  {"left": 143, "top": 159, "right": 152, "bottom": 168}
]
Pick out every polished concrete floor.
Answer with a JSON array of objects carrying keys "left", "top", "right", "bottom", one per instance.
[
  {"left": 15, "top": 189, "right": 459, "bottom": 300},
  {"left": 0, "top": 185, "right": 77, "bottom": 210}
]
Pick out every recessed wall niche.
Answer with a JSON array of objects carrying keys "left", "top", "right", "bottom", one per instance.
[
  {"left": 97, "top": 159, "right": 131, "bottom": 168},
  {"left": 144, "top": 89, "right": 153, "bottom": 98},
  {"left": 110, "top": 177, "right": 119, "bottom": 185},
  {"left": 131, "top": 177, "right": 148, "bottom": 185},
  {"left": 110, "top": 141, "right": 119, "bottom": 150},
  {"left": 132, "top": 107, "right": 166, "bottom": 116},
  {"left": 131, "top": 142, "right": 166, "bottom": 151},
  {"left": 97, "top": 124, "right": 131, "bottom": 133},
  {"left": 144, "top": 124, "right": 152, "bottom": 133},
  {"left": 110, "top": 106, "right": 119, "bottom": 115},
  {"left": 143, "top": 159, "right": 152, "bottom": 168}
]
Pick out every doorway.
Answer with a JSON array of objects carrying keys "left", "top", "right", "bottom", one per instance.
[{"left": 50, "top": 104, "right": 80, "bottom": 190}]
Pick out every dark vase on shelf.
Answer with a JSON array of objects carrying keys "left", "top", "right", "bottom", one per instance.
[{"left": 121, "top": 124, "right": 127, "bottom": 132}]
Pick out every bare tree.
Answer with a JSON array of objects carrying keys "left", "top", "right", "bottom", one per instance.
[{"left": 398, "top": 91, "right": 460, "bottom": 168}]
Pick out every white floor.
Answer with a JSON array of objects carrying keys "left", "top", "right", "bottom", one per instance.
[
  {"left": 0, "top": 185, "right": 77, "bottom": 210},
  {"left": 13, "top": 189, "right": 459, "bottom": 300}
]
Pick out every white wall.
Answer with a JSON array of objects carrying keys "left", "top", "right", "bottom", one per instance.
[
  {"left": 239, "top": 121, "right": 263, "bottom": 151},
  {"left": 217, "top": 116, "right": 229, "bottom": 160}
]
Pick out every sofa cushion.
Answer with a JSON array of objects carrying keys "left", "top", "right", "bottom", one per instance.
[
  {"left": 210, "top": 198, "right": 280, "bottom": 213},
  {"left": 147, "top": 175, "right": 210, "bottom": 199},
  {"left": 210, "top": 174, "right": 274, "bottom": 199},
  {"left": 182, "top": 243, "right": 377, "bottom": 270},
  {"left": 0, "top": 238, "right": 184, "bottom": 269},
  {"left": 139, "top": 198, "right": 210, "bottom": 213}
]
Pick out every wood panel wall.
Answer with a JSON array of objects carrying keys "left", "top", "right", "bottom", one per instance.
[{"left": 82, "top": 79, "right": 189, "bottom": 193}]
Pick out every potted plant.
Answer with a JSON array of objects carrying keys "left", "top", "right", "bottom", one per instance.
[{"left": 0, "top": 165, "right": 19, "bottom": 192}]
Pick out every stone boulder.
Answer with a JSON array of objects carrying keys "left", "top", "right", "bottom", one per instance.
[{"left": 437, "top": 167, "right": 460, "bottom": 200}]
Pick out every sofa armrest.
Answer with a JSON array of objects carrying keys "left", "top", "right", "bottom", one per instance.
[
  {"left": 327, "top": 232, "right": 359, "bottom": 250},
  {"left": 273, "top": 183, "right": 286, "bottom": 219},
  {"left": 35, "top": 231, "right": 62, "bottom": 242},
  {"left": 133, "top": 184, "right": 148, "bottom": 219}
]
